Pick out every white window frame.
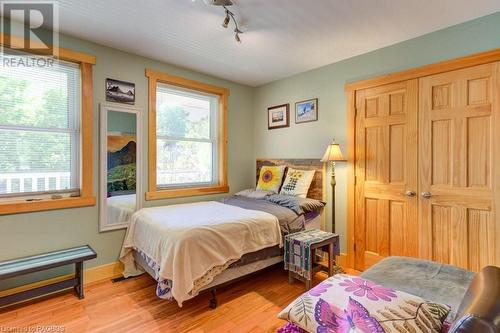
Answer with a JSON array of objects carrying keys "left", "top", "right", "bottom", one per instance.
[
  {"left": 155, "top": 84, "right": 219, "bottom": 189},
  {"left": 0, "top": 57, "right": 81, "bottom": 200}
]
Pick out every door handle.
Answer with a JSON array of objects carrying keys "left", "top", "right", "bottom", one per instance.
[
  {"left": 421, "top": 191, "right": 432, "bottom": 199},
  {"left": 404, "top": 190, "right": 416, "bottom": 197}
]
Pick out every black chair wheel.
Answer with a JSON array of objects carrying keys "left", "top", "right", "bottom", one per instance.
[{"left": 209, "top": 298, "right": 217, "bottom": 309}]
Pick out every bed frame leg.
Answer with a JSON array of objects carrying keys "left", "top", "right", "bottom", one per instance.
[{"left": 208, "top": 289, "right": 218, "bottom": 309}]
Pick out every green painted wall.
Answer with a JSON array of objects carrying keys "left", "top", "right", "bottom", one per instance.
[
  {"left": 1, "top": 12, "right": 499, "bottom": 290},
  {"left": 108, "top": 111, "right": 137, "bottom": 134},
  {"left": 0, "top": 25, "right": 256, "bottom": 290},
  {"left": 253, "top": 12, "right": 500, "bottom": 252}
]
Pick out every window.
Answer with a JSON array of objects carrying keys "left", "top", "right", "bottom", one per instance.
[
  {"left": 156, "top": 84, "right": 218, "bottom": 187},
  {"left": 0, "top": 56, "right": 80, "bottom": 197},
  {"left": 146, "top": 69, "right": 228, "bottom": 200},
  {"left": 0, "top": 43, "right": 96, "bottom": 214}
]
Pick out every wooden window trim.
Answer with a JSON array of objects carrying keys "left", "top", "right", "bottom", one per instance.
[
  {"left": 0, "top": 36, "right": 96, "bottom": 215},
  {"left": 0, "top": 33, "right": 96, "bottom": 64},
  {"left": 145, "top": 69, "right": 229, "bottom": 200}
]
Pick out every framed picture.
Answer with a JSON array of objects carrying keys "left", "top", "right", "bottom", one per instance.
[
  {"left": 268, "top": 104, "right": 290, "bottom": 130},
  {"left": 295, "top": 98, "right": 318, "bottom": 123},
  {"left": 106, "top": 78, "right": 135, "bottom": 105}
]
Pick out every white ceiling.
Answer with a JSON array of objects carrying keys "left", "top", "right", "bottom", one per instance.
[{"left": 33, "top": 1, "right": 500, "bottom": 86}]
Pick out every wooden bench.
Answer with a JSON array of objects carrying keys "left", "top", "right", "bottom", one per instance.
[{"left": 0, "top": 245, "right": 97, "bottom": 307}]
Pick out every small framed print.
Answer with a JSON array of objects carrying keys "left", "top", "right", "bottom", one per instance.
[
  {"left": 106, "top": 78, "right": 135, "bottom": 105},
  {"left": 295, "top": 98, "right": 318, "bottom": 124},
  {"left": 267, "top": 104, "right": 290, "bottom": 130}
]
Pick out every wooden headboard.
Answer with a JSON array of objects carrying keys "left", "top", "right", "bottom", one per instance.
[{"left": 256, "top": 159, "right": 325, "bottom": 201}]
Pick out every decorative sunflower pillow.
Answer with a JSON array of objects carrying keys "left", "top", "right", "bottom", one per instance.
[
  {"left": 278, "top": 274, "right": 450, "bottom": 333},
  {"left": 280, "top": 168, "right": 315, "bottom": 198},
  {"left": 256, "top": 165, "right": 286, "bottom": 193}
]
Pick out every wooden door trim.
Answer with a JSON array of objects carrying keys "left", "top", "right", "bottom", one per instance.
[
  {"left": 346, "top": 90, "right": 356, "bottom": 268},
  {"left": 494, "top": 62, "right": 500, "bottom": 267},
  {"left": 345, "top": 48, "right": 500, "bottom": 92},
  {"left": 345, "top": 49, "right": 500, "bottom": 270},
  {"left": 489, "top": 62, "right": 499, "bottom": 269}
]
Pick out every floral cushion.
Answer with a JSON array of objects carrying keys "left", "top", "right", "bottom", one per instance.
[
  {"left": 256, "top": 165, "right": 286, "bottom": 193},
  {"left": 278, "top": 274, "right": 450, "bottom": 333},
  {"left": 277, "top": 322, "right": 307, "bottom": 333}
]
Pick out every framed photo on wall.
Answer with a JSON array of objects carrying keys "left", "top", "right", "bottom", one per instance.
[
  {"left": 267, "top": 104, "right": 290, "bottom": 130},
  {"left": 106, "top": 78, "right": 135, "bottom": 105},
  {"left": 295, "top": 98, "right": 318, "bottom": 123}
]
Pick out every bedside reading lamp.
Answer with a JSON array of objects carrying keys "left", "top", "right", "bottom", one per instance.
[{"left": 321, "top": 140, "right": 346, "bottom": 233}]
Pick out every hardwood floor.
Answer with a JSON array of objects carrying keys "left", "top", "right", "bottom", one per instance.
[{"left": 0, "top": 266, "right": 358, "bottom": 333}]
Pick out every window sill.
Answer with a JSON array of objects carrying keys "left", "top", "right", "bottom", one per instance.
[
  {"left": 0, "top": 196, "right": 96, "bottom": 215},
  {"left": 145, "top": 185, "right": 229, "bottom": 200}
]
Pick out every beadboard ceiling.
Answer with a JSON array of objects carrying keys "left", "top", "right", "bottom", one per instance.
[{"left": 12, "top": 1, "right": 500, "bottom": 86}]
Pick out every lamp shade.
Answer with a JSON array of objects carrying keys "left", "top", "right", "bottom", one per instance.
[{"left": 321, "top": 142, "right": 346, "bottom": 162}]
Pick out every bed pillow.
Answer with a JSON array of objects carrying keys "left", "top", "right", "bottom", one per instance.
[
  {"left": 256, "top": 165, "right": 286, "bottom": 193},
  {"left": 278, "top": 274, "right": 450, "bottom": 333},
  {"left": 296, "top": 197, "right": 325, "bottom": 214},
  {"left": 266, "top": 194, "right": 325, "bottom": 215},
  {"left": 234, "top": 188, "right": 274, "bottom": 199},
  {"left": 279, "top": 168, "right": 315, "bottom": 198}
]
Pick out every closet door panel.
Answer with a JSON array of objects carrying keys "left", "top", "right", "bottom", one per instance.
[
  {"left": 419, "top": 62, "right": 499, "bottom": 271},
  {"left": 354, "top": 80, "right": 418, "bottom": 270}
]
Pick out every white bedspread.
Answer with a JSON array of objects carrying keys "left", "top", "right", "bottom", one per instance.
[
  {"left": 107, "top": 194, "right": 136, "bottom": 224},
  {"left": 119, "top": 201, "right": 282, "bottom": 306}
]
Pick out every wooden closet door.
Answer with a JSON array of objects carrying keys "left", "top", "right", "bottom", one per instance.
[
  {"left": 354, "top": 80, "right": 418, "bottom": 271},
  {"left": 419, "top": 62, "right": 500, "bottom": 271}
]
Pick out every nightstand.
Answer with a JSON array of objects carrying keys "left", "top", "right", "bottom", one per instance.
[{"left": 284, "top": 229, "right": 340, "bottom": 290}]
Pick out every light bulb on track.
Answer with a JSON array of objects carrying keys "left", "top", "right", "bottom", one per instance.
[{"left": 222, "top": 11, "right": 230, "bottom": 28}]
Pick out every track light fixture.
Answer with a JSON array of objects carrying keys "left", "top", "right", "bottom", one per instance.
[
  {"left": 203, "top": 0, "right": 233, "bottom": 5},
  {"left": 221, "top": 5, "right": 242, "bottom": 43},
  {"left": 204, "top": 0, "right": 243, "bottom": 43}
]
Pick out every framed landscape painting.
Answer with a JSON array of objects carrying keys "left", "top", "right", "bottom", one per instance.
[
  {"left": 268, "top": 104, "right": 290, "bottom": 129},
  {"left": 107, "top": 133, "right": 137, "bottom": 196},
  {"left": 295, "top": 98, "right": 318, "bottom": 123}
]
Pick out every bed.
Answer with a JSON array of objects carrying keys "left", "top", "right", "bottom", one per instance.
[
  {"left": 107, "top": 194, "right": 136, "bottom": 223},
  {"left": 119, "top": 159, "right": 325, "bottom": 307}
]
